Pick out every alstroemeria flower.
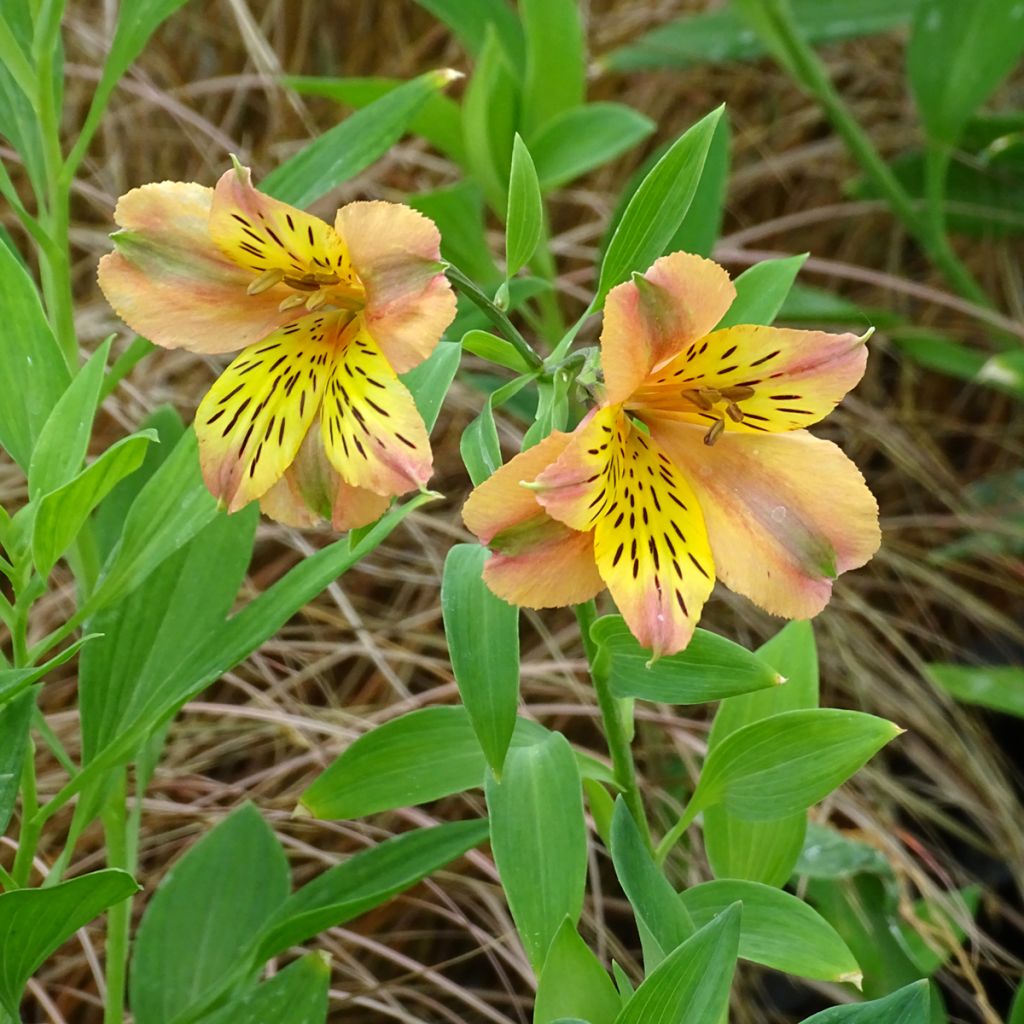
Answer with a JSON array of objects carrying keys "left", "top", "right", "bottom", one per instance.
[
  {"left": 463, "top": 252, "right": 880, "bottom": 656},
  {"left": 98, "top": 163, "right": 456, "bottom": 529}
]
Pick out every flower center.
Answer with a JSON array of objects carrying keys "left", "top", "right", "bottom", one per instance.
[
  {"left": 245, "top": 266, "right": 366, "bottom": 315},
  {"left": 679, "top": 384, "right": 756, "bottom": 446}
]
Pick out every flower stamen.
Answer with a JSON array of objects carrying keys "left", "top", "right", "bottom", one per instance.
[
  {"left": 704, "top": 417, "right": 725, "bottom": 446},
  {"left": 246, "top": 267, "right": 285, "bottom": 295}
]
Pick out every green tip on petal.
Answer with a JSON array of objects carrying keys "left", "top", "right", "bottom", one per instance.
[
  {"left": 518, "top": 478, "right": 547, "bottom": 492},
  {"left": 229, "top": 153, "right": 246, "bottom": 178},
  {"left": 857, "top": 326, "right": 876, "bottom": 345}
]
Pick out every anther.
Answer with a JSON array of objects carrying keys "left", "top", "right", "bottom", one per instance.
[
  {"left": 725, "top": 401, "right": 744, "bottom": 423},
  {"left": 305, "top": 289, "right": 328, "bottom": 311},
  {"left": 247, "top": 268, "right": 285, "bottom": 295},
  {"left": 283, "top": 276, "right": 319, "bottom": 292},
  {"left": 698, "top": 386, "right": 722, "bottom": 405},
  {"left": 682, "top": 389, "right": 714, "bottom": 411},
  {"left": 314, "top": 271, "right": 341, "bottom": 285},
  {"left": 720, "top": 385, "right": 755, "bottom": 401},
  {"left": 704, "top": 417, "right": 725, "bottom": 446},
  {"left": 278, "top": 293, "right": 306, "bottom": 312}
]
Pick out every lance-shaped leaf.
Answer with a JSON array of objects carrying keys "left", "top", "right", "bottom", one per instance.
[
  {"left": 717, "top": 254, "right": 808, "bottom": 329},
  {"left": 203, "top": 953, "right": 330, "bottom": 1024},
  {"left": 592, "top": 615, "right": 781, "bottom": 704},
  {"left": 505, "top": 134, "right": 543, "bottom": 277},
  {"left": 0, "top": 690, "right": 34, "bottom": 833},
  {"left": 680, "top": 879, "right": 861, "bottom": 983},
  {"left": 535, "top": 919, "right": 620, "bottom": 1024},
  {"left": 802, "top": 980, "right": 931, "bottom": 1023},
  {"left": 0, "top": 869, "right": 140, "bottom": 1016},
  {"left": 442, "top": 544, "right": 520, "bottom": 774},
  {"left": 486, "top": 732, "right": 588, "bottom": 973},
  {"left": 131, "top": 804, "right": 290, "bottom": 1024},
  {"left": 612, "top": 904, "right": 740, "bottom": 1024}
]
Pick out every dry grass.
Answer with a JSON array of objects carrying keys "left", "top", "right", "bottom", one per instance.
[{"left": 2, "top": 1, "right": 1023, "bottom": 1021}]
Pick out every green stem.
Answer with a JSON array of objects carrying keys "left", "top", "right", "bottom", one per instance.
[
  {"left": 654, "top": 802, "right": 698, "bottom": 865},
  {"left": 102, "top": 771, "right": 133, "bottom": 1024},
  {"left": 575, "top": 601, "right": 652, "bottom": 851},
  {"left": 446, "top": 265, "right": 543, "bottom": 370},
  {"left": 754, "top": 0, "right": 993, "bottom": 311},
  {"left": 11, "top": 739, "right": 39, "bottom": 887},
  {"left": 526, "top": 215, "right": 566, "bottom": 344}
]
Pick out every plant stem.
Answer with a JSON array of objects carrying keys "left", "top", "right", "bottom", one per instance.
[
  {"left": 446, "top": 264, "right": 544, "bottom": 370},
  {"left": 575, "top": 601, "right": 652, "bottom": 851},
  {"left": 752, "top": 0, "right": 993, "bottom": 312},
  {"left": 102, "top": 770, "right": 133, "bottom": 1024},
  {"left": 11, "top": 739, "right": 39, "bottom": 887}
]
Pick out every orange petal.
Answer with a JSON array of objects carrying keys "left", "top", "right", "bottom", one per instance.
[
  {"left": 336, "top": 201, "right": 457, "bottom": 374},
  {"left": 648, "top": 415, "right": 880, "bottom": 619},
  {"left": 633, "top": 324, "right": 869, "bottom": 435},
  {"left": 601, "top": 251, "right": 736, "bottom": 404},
  {"left": 209, "top": 164, "right": 353, "bottom": 283},
  {"left": 195, "top": 313, "right": 341, "bottom": 512},
  {"left": 97, "top": 182, "right": 293, "bottom": 354},
  {"left": 259, "top": 428, "right": 390, "bottom": 530},
  {"left": 534, "top": 406, "right": 715, "bottom": 656},
  {"left": 462, "top": 431, "right": 604, "bottom": 608},
  {"left": 320, "top": 323, "right": 432, "bottom": 496}
]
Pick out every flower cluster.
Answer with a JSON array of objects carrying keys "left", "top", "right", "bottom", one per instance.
[{"left": 100, "top": 170, "right": 879, "bottom": 655}]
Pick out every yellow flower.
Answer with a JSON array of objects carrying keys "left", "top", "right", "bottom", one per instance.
[
  {"left": 463, "top": 252, "right": 880, "bottom": 656},
  {"left": 98, "top": 163, "right": 456, "bottom": 528}
]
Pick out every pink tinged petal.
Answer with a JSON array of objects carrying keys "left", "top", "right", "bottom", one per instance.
[
  {"left": 462, "top": 431, "right": 605, "bottom": 608},
  {"left": 260, "top": 429, "right": 391, "bottom": 531},
  {"left": 97, "top": 182, "right": 293, "bottom": 354},
  {"left": 320, "top": 323, "right": 432, "bottom": 496},
  {"left": 534, "top": 406, "right": 715, "bottom": 656},
  {"left": 208, "top": 164, "right": 352, "bottom": 282},
  {"left": 634, "top": 324, "right": 869, "bottom": 435},
  {"left": 601, "top": 251, "right": 736, "bottom": 404},
  {"left": 648, "top": 416, "right": 880, "bottom": 619},
  {"left": 335, "top": 201, "right": 457, "bottom": 374},
  {"left": 196, "top": 313, "right": 342, "bottom": 513}
]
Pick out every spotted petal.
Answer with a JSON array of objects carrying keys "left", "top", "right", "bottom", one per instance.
[
  {"left": 97, "top": 182, "right": 294, "bottom": 354},
  {"left": 259, "top": 428, "right": 390, "bottom": 530},
  {"left": 209, "top": 164, "right": 355, "bottom": 284},
  {"left": 196, "top": 313, "right": 342, "bottom": 512},
  {"left": 632, "top": 324, "right": 869, "bottom": 434},
  {"left": 534, "top": 406, "right": 715, "bottom": 656},
  {"left": 648, "top": 416, "right": 880, "bottom": 619},
  {"left": 462, "top": 431, "right": 605, "bottom": 608},
  {"left": 601, "top": 251, "right": 736, "bottom": 404},
  {"left": 320, "top": 324, "right": 432, "bottom": 496},
  {"left": 336, "top": 201, "right": 457, "bottom": 374}
]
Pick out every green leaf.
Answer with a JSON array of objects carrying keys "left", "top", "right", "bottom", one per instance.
[
  {"left": 535, "top": 919, "right": 620, "bottom": 1024},
  {"left": 680, "top": 880, "right": 861, "bottom": 983},
  {"left": 669, "top": 112, "right": 731, "bottom": 257},
  {"left": 610, "top": 800, "right": 694, "bottom": 971},
  {"left": 33, "top": 430, "right": 156, "bottom": 577},
  {"left": 442, "top": 544, "right": 520, "bottom": 774},
  {"left": 717, "top": 254, "right": 808, "bottom": 329},
  {"left": 88, "top": 429, "right": 220, "bottom": 613},
  {"left": 401, "top": 340, "right": 461, "bottom": 431},
  {"left": 899, "top": 887, "right": 980, "bottom": 977},
  {"left": 0, "top": 869, "right": 140, "bottom": 1016},
  {"left": 462, "top": 329, "right": 535, "bottom": 373},
  {"left": 890, "top": 330, "right": 988, "bottom": 383},
  {"left": 0, "top": 690, "right": 33, "bottom": 834},
  {"left": 463, "top": 27, "right": 521, "bottom": 212},
  {"left": 413, "top": 0, "right": 524, "bottom": 67},
  {"left": 486, "top": 732, "right": 588, "bottom": 973},
  {"left": 460, "top": 401, "right": 503, "bottom": 485},
  {"left": 613, "top": 904, "right": 740, "bottom": 1024},
  {"left": 592, "top": 615, "right": 781, "bottom": 704},
  {"left": 683, "top": 708, "right": 900, "bottom": 828},
  {"left": 704, "top": 621, "right": 819, "bottom": 886},
  {"left": 603, "top": 0, "right": 918, "bottom": 72},
  {"left": 531, "top": 103, "right": 656, "bottom": 191},
  {"left": 908, "top": 0, "right": 1024, "bottom": 144},
  {"left": 802, "top": 980, "right": 931, "bottom": 1023},
  {"left": 0, "top": 239, "right": 70, "bottom": 470},
  {"left": 519, "top": 0, "right": 585, "bottom": 139},
  {"left": 299, "top": 706, "right": 613, "bottom": 819},
  {"left": 411, "top": 183, "right": 499, "bottom": 286},
  {"left": 204, "top": 954, "right": 329, "bottom": 1024},
  {"left": 284, "top": 75, "right": 464, "bottom": 162},
  {"left": 794, "top": 822, "right": 892, "bottom": 879},
  {"left": 131, "top": 804, "right": 290, "bottom": 1024},
  {"left": 28, "top": 338, "right": 110, "bottom": 500},
  {"left": 263, "top": 70, "right": 456, "bottom": 207},
  {"left": 80, "top": 506, "right": 256, "bottom": 764},
  {"left": 506, "top": 134, "right": 544, "bottom": 277},
  {"left": 0, "top": 636, "right": 95, "bottom": 706},
  {"left": 597, "top": 106, "right": 722, "bottom": 305},
  {"left": 925, "top": 663, "right": 1024, "bottom": 717},
  {"left": 254, "top": 820, "right": 488, "bottom": 963}
]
